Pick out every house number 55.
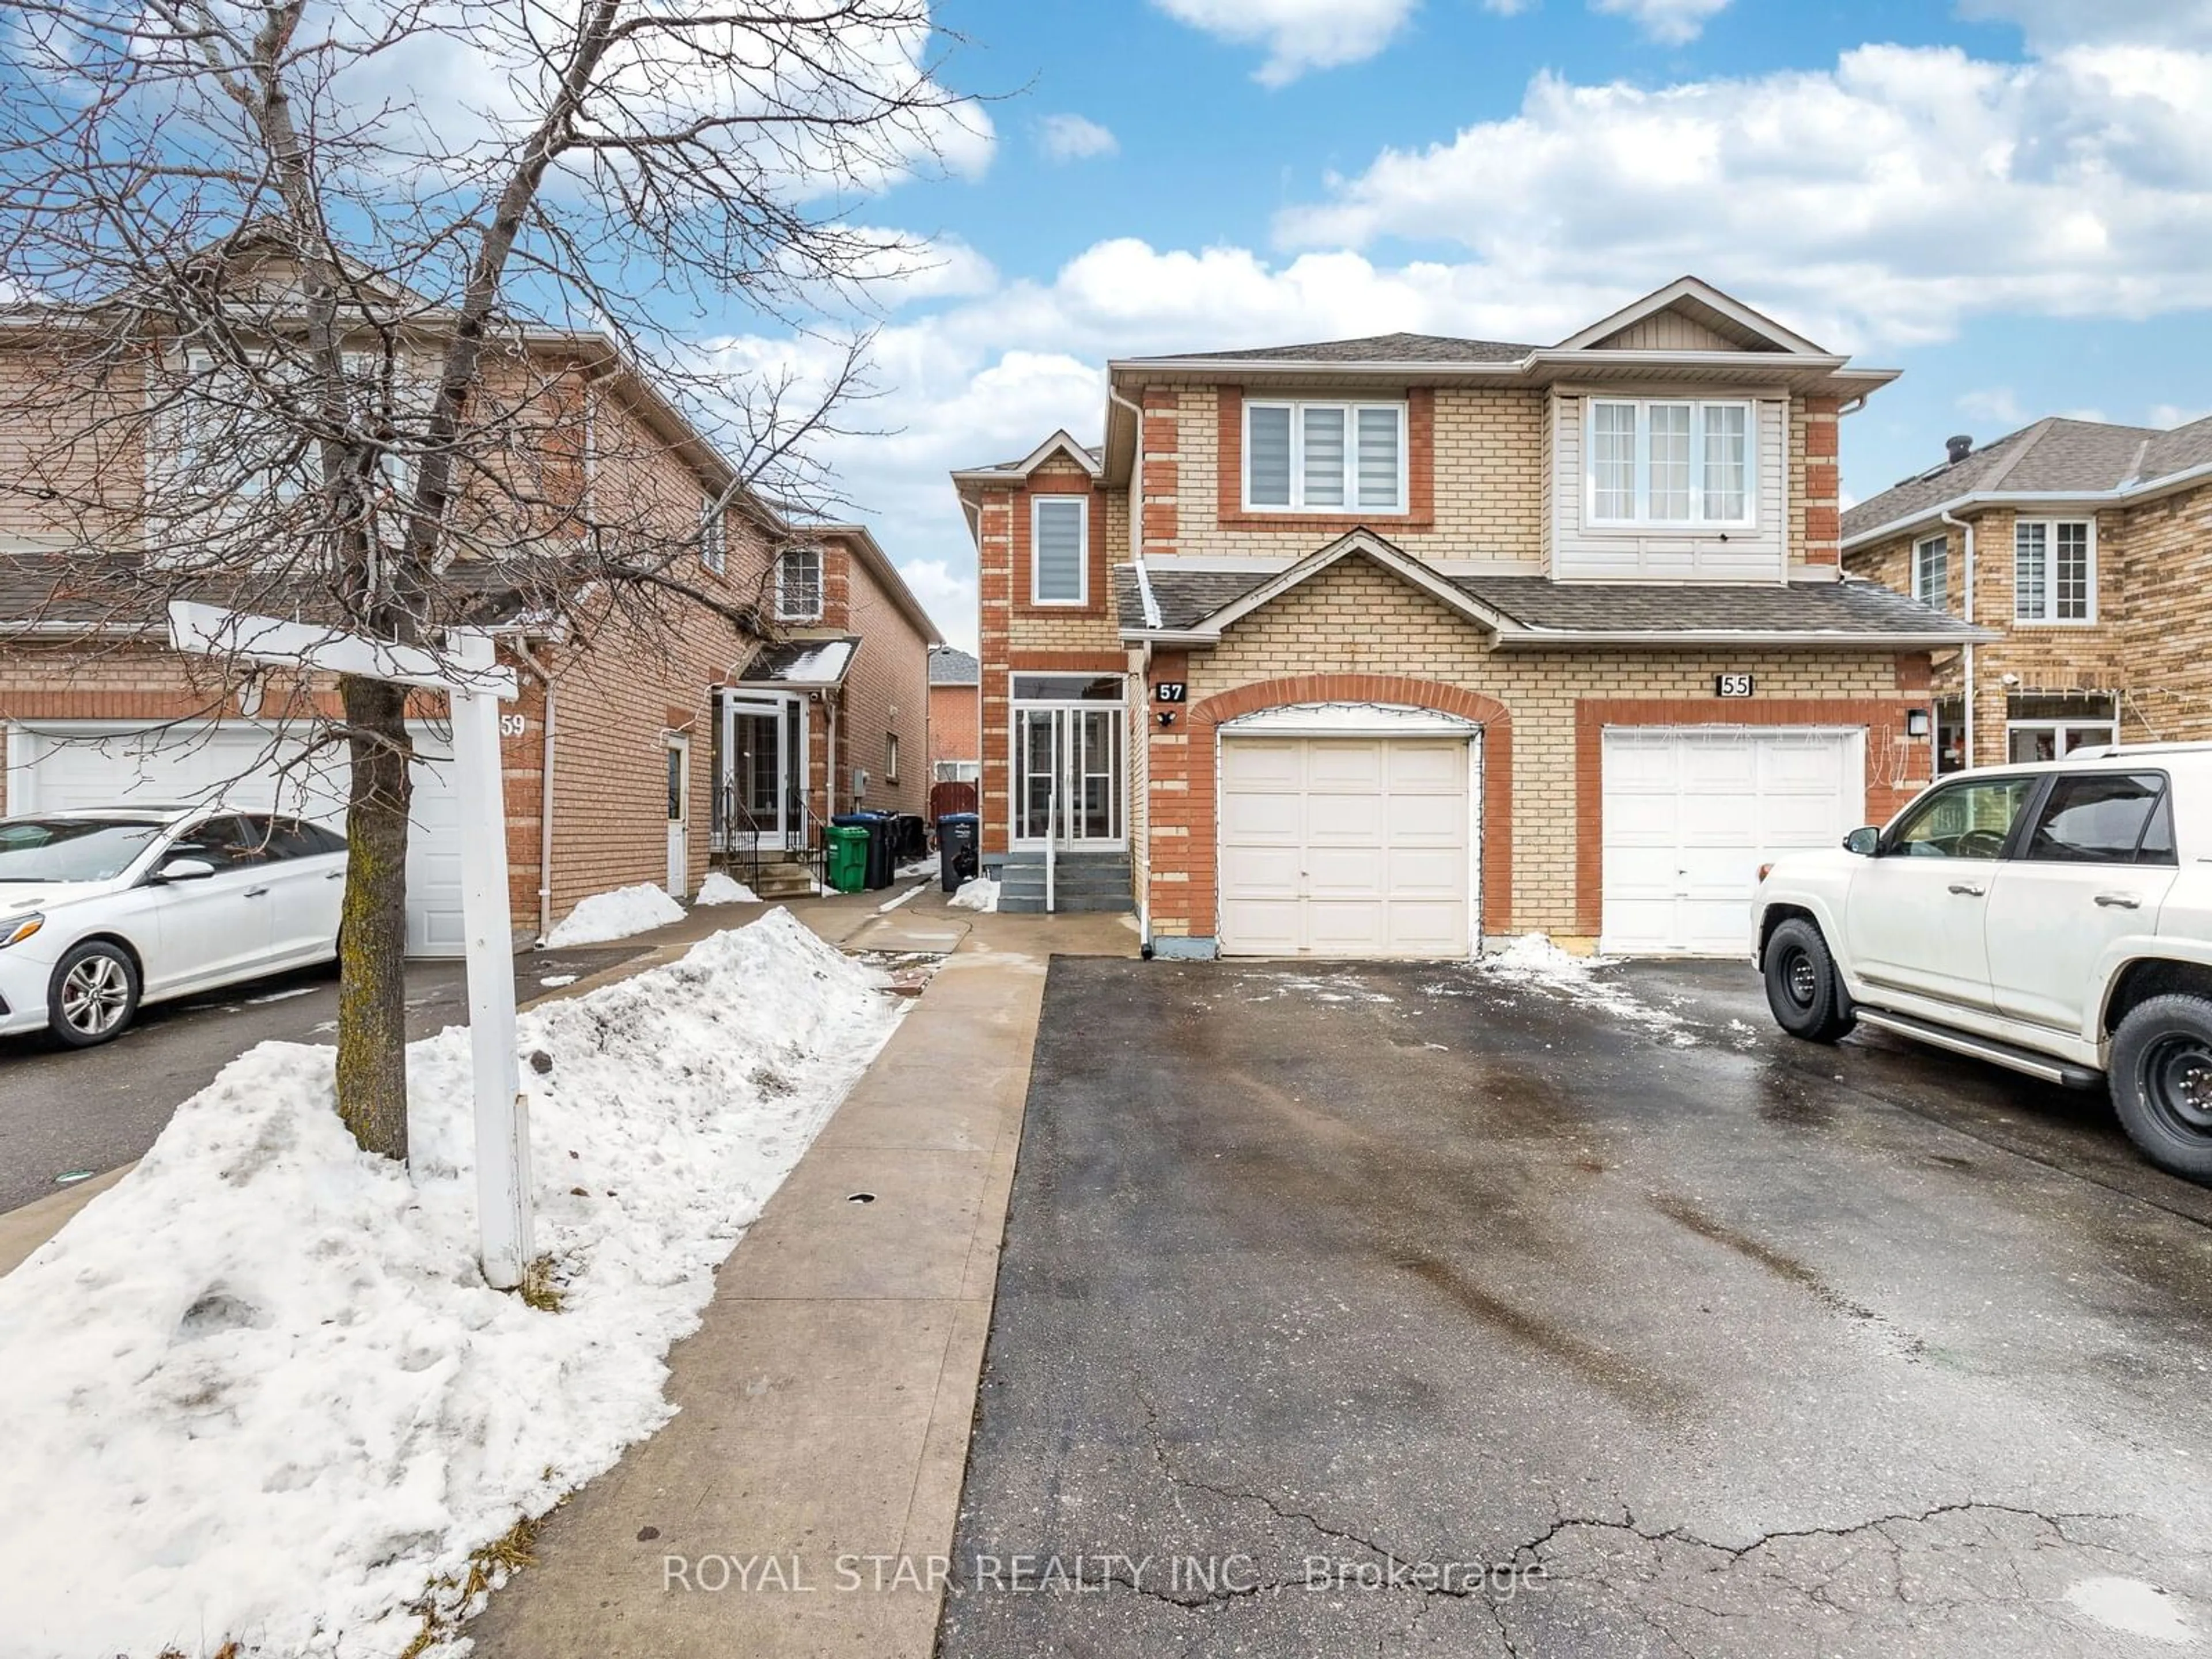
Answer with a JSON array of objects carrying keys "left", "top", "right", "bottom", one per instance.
[{"left": 498, "top": 714, "right": 530, "bottom": 738}]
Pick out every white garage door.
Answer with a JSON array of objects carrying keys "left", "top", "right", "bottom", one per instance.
[
  {"left": 5, "top": 721, "right": 466, "bottom": 957},
  {"left": 1219, "top": 736, "right": 1471, "bottom": 958},
  {"left": 1601, "top": 728, "right": 1863, "bottom": 956}
]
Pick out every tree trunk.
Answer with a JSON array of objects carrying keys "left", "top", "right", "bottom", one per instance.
[{"left": 335, "top": 674, "right": 414, "bottom": 1161}]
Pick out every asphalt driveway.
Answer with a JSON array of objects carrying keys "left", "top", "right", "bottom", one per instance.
[
  {"left": 941, "top": 955, "right": 2212, "bottom": 1657},
  {"left": 0, "top": 945, "right": 639, "bottom": 1212}
]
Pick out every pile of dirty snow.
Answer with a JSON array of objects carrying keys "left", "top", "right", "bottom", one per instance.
[
  {"left": 1471, "top": 932, "right": 1695, "bottom": 1046},
  {"left": 0, "top": 910, "right": 903, "bottom": 1658},
  {"left": 544, "top": 882, "right": 685, "bottom": 945},
  {"left": 948, "top": 875, "right": 999, "bottom": 912},
  {"left": 896, "top": 851, "right": 940, "bottom": 880},
  {"left": 692, "top": 871, "right": 759, "bottom": 906}
]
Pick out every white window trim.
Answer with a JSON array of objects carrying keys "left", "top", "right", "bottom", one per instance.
[
  {"left": 2005, "top": 718, "right": 2119, "bottom": 759},
  {"left": 1030, "top": 495, "right": 1090, "bottom": 607},
  {"left": 2012, "top": 517, "right": 2098, "bottom": 626},
  {"left": 775, "top": 547, "right": 823, "bottom": 622},
  {"left": 1912, "top": 532, "right": 1948, "bottom": 607},
  {"left": 1582, "top": 397, "right": 1758, "bottom": 531},
  {"left": 1241, "top": 399, "right": 1410, "bottom": 516},
  {"left": 700, "top": 497, "right": 728, "bottom": 575},
  {"left": 885, "top": 733, "right": 900, "bottom": 783}
]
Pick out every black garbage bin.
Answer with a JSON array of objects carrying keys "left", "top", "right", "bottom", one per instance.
[
  {"left": 937, "top": 812, "right": 980, "bottom": 893},
  {"left": 892, "top": 813, "right": 928, "bottom": 865}
]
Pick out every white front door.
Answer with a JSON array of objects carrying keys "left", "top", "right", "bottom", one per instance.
[
  {"left": 1219, "top": 736, "right": 1471, "bottom": 958},
  {"left": 721, "top": 694, "right": 806, "bottom": 853},
  {"left": 665, "top": 736, "right": 690, "bottom": 898},
  {"left": 1013, "top": 704, "right": 1124, "bottom": 846},
  {"left": 1602, "top": 728, "right": 1863, "bottom": 955}
]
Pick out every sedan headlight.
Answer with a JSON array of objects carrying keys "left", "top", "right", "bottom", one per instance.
[{"left": 0, "top": 913, "right": 43, "bottom": 948}]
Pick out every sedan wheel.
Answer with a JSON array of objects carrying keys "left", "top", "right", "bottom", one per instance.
[{"left": 47, "top": 942, "right": 141, "bottom": 1048}]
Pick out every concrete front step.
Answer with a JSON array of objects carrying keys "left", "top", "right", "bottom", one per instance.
[{"left": 999, "top": 891, "right": 1135, "bottom": 914}]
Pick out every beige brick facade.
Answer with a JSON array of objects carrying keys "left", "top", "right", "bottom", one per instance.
[{"left": 1847, "top": 482, "right": 2212, "bottom": 768}]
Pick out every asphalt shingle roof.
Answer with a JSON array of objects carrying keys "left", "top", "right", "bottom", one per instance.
[
  {"left": 1142, "top": 332, "right": 1536, "bottom": 366},
  {"left": 927, "top": 645, "right": 979, "bottom": 685},
  {"left": 1118, "top": 563, "right": 1971, "bottom": 641},
  {"left": 1843, "top": 414, "right": 2212, "bottom": 541}
]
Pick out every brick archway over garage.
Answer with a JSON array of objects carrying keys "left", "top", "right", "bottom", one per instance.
[{"left": 1165, "top": 675, "right": 1514, "bottom": 942}]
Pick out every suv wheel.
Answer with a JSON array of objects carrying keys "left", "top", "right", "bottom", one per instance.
[
  {"left": 48, "top": 940, "right": 141, "bottom": 1048},
  {"left": 1763, "top": 918, "right": 1855, "bottom": 1043},
  {"left": 2111, "top": 995, "right": 2212, "bottom": 1180}
]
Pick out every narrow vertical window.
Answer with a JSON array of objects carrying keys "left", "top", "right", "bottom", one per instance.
[
  {"left": 2014, "top": 521, "right": 2048, "bottom": 621},
  {"left": 700, "top": 497, "right": 726, "bottom": 574},
  {"left": 1247, "top": 405, "right": 1292, "bottom": 507},
  {"left": 776, "top": 547, "right": 822, "bottom": 621},
  {"left": 2054, "top": 521, "right": 2090, "bottom": 620},
  {"left": 1032, "top": 496, "right": 1087, "bottom": 604},
  {"left": 1591, "top": 402, "right": 1638, "bottom": 521},
  {"left": 1913, "top": 533, "right": 1949, "bottom": 608},
  {"left": 1300, "top": 406, "right": 1346, "bottom": 507},
  {"left": 1647, "top": 404, "right": 1692, "bottom": 521},
  {"left": 1356, "top": 406, "right": 1402, "bottom": 508},
  {"left": 1701, "top": 403, "right": 1748, "bottom": 521}
]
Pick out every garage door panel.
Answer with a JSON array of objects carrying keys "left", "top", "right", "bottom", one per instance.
[
  {"left": 1601, "top": 727, "right": 1862, "bottom": 956},
  {"left": 1218, "top": 733, "right": 1472, "bottom": 959},
  {"left": 12, "top": 722, "right": 465, "bottom": 959}
]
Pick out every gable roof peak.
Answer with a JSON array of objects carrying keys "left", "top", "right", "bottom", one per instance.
[{"left": 1555, "top": 275, "right": 1830, "bottom": 357}]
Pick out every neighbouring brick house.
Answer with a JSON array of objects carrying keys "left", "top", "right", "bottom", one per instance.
[
  {"left": 0, "top": 310, "right": 934, "bottom": 947},
  {"left": 1842, "top": 416, "right": 2212, "bottom": 772},
  {"left": 952, "top": 276, "right": 1978, "bottom": 956},
  {"left": 927, "top": 646, "right": 981, "bottom": 783}
]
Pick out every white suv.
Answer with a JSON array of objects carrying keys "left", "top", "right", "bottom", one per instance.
[{"left": 1752, "top": 744, "right": 2212, "bottom": 1180}]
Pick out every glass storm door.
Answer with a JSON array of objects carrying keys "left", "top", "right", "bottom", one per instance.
[
  {"left": 1013, "top": 704, "right": 1123, "bottom": 847},
  {"left": 724, "top": 695, "right": 804, "bottom": 850}
]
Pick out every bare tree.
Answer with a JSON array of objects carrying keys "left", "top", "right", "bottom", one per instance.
[{"left": 0, "top": 0, "right": 976, "bottom": 1159}]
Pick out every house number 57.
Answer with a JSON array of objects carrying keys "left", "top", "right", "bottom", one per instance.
[{"left": 498, "top": 714, "right": 530, "bottom": 738}]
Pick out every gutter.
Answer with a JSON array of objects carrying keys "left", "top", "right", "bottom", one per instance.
[{"left": 1121, "top": 624, "right": 1994, "bottom": 650}]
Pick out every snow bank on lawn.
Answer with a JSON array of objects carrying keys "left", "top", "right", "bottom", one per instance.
[
  {"left": 544, "top": 882, "right": 684, "bottom": 945},
  {"left": 692, "top": 871, "right": 759, "bottom": 906},
  {"left": 948, "top": 875, "right": 999, "bottom": 912},
  {"left": 0, "top": 910, "right": 902, "bottom": 1659},
  {"left": 1464, "top": 932, "right": 1695, "bottom": 1046}
]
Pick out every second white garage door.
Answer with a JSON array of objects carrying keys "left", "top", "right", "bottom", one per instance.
[
  {"left": 1601, "top": 727, "right": 1863, "bottom": 956},
  {"left": 1219, "top": 736, "right": 1472, "bottom": 958},
  {"left": 5, "top": 721, "right": 466, "bottom": 957}
]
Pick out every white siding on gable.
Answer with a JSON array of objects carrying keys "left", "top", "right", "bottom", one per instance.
[
  {"left": 1589, "top": 312, "right": 1748, "bottom": 353},
  {"left": 1548, "top": 391, "right": 1789, "bottom": 582}
]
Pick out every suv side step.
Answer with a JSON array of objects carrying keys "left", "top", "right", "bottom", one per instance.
[{"left": 1857, "top": 1009, "right": 2104, "bottom": 1091}]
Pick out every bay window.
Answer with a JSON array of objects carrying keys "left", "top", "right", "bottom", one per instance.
[
  {"left": 1244, "top": 400, "right": 1406, "bottom": 513},
  {"left": 2013, "top": 520, "right": 2094, "bottom": 623},
  {"left": 1584, "top": 398, "right": 1755, "bottom": 528}
]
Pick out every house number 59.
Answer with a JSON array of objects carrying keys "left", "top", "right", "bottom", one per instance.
[{"left": 498, "top": 714, "right": 530, "bottom": 738}]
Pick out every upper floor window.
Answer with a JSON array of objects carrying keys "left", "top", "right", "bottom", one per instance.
[
  {"left": 1031, "top": 495, "right": 1088, "bottom": 605},
  {"left": 776, "top": 547, "right": 822, "bottom": 621},
  {"left": 1912, "top": 533, "right": 1948, "bottom": 608},
  {"left": 2014, "top": 520, "right": 2093, "bottom": 623},
  {"left": 700, "top": 496, "right": 727, "bottom": 575},
  {"left": 1585, "top": 398, "right": 1754, "bottom": 529},
  {"left": 1244, "top": 400, "right": 1405, "bottom": 514}
]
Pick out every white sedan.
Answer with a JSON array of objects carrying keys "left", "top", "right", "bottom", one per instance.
[{"left": 0, "top": 807, "right": 347, "bottom": 1047}]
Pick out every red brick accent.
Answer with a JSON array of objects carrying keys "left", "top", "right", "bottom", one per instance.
[
  {"left": 1009, "top": 650, "right": 1127, "bottom": 672},
  {"left": 1895, "top": 653, "right": 1933, "bottom": 693},
  {"left": 1805, "top": 505, "right": 1840, "bottom": 543},
  {"left": 1571, "top": 697, "right": 1928, "bottom": 935},
  {"left": 1805, "top": 419, "right": 1839, "bottom": 460},
  {"left": 1160, "top": 676, "right": 1514, "bottom": 939},
  {"left": 1010, "top": 474, "right": 1109, "bottom": 620},
  {"left": 1214, "top": 385, "right": 1437, "bottom": 533},
  {"left": 1805, "top": 463, "right": 1839, "bottom": 499},
  {"left": 1141, "top": 385, "right": 1178, "bottom": 414}
]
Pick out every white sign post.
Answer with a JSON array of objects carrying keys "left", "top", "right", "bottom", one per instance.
[{"left": 167, "top": 601, "right": 535, "bottom": 1289}]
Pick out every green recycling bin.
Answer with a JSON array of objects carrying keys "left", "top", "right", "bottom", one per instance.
[{"left": 825, "top": 823, "right": 872, "bottom": 894}]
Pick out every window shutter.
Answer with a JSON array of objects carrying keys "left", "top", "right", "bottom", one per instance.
[
  {"left": 1355, "top": 407, "right": 1400, "bottom": 509},
  {"left": 1035, "top": 499, "right": 1085, "bottom": 601},
  {"left": 1247, "top": 405, "right": 1291, "bottom": 507}
]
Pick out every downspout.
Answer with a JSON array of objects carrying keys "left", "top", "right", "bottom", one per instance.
[
  {"left": 511, "top": 640, "right": 558, "bottom": 942},
  {"left": 1108, "top": 381, "right": 1147, "bottom": 941},
  {"left": 1941, "top": 508, "right": 1975, "bottom": 770}
]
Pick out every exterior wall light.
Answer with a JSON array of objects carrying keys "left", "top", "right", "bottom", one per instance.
[{"left": 1905, "top": 708, "right": 1931, "bottom": 738}]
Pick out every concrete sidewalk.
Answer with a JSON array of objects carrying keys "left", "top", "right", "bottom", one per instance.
[{"left": 467, "top": 896, "right": 1137, "bottom": 1657}]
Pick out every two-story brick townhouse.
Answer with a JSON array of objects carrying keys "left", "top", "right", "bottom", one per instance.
[
  {"left": 1842, "top": 415, "right": 2212, "bottom": 774},
  {"left": 952, "top": 276, "right": 1982, "bottom": 957},
  {"left": 719, "top": 521, "right": 941, "bottom": 897},
  {"left": 0, "top": 298, "right": 934, "bottom": 946}
]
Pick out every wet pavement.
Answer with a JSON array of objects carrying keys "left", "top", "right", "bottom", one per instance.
[{"left": 940, "top": 956, "right": 2212, "bottom": 1657}]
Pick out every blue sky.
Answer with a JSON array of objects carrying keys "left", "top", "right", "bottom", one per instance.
[{"left": 733, "top": 0, "right": 2212, "bottom": 651}]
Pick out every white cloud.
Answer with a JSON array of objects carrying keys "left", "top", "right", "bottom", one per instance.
[
  {"left": 1592, "top": 0, "right": 1733, "bottom": 46},
  {"left": 1149, "top": 0, "right": 1420, "bottom": 85},
  {"left": 1275, "top": 42, "right": 2212, "bottom": 349},
  {"left": 2150, "top": 403, "right": 2212, "bottom": 427},
  {"left": 1957, "top": 387, "right": 2029, "bottom": 427},
  {"left": 1959, "top": 0, "right": 2212, "bottom": 50},
  {"left": 896, "top": 558, "right": 979, "bottom": 653},
  {"left": 1038, "top": 113, "right": 1118, "bottom": 162}
]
